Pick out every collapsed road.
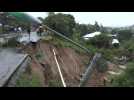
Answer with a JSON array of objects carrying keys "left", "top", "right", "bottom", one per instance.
[
  {"left": 0, "top": 48, "right": 30, "bottom": 87},
  {"left": 0, "top": 25, "right": 106, "bottom": 87}
]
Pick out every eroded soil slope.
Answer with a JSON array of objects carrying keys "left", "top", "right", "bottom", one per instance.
[{"left": 39, "top": 42, "right": 90, "bottom": 86}]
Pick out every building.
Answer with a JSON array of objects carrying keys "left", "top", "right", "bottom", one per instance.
[{"left": 112, "top": 39, "right": 120, "bottom": 47}]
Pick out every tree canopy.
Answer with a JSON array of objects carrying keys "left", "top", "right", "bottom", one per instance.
[
  {"left": 43, "top": 13, "right": 76, "bottom": 37},
  {"left": 89, "top": 34, "right": 111, "bottom": 48},
  {"left": 117, "top": 29, "right": 134, "bottom": 42}
]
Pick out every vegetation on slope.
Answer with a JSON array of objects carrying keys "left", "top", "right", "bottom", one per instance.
[{"left": 1, "top": 12, "right": 134, "bottom": 87}]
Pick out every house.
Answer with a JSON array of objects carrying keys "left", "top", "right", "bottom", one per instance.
[
  {"left": 112, "top": 38, "right": 120, "bottom": 47},
  {"left": 83, "top": 31, "right": 120, "bottom": 47}
]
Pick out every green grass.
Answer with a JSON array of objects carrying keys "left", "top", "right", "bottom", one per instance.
[
  {"left": 51, "top": 35, "right": 89, "bottom": 54},
  {"left": 41, "top": 34, "right": 97, "bottom": 55},
  {"left": 35, "top": 51, "right": 43, "bottom": 60},
  {"left": 41, "top": 35, "right": 53, "bottom": 41},
  {"left": 109, "top": 62, "right": 134, "bottom": 87},
  {"left": 16, "top": 67, "right": 43, "bottom": 87},
  {"left": 35, "top": 49, "right": 45, "bottom": 64},
  {"left": 48, "top": 80, "right": 63, "bottom": 87}
]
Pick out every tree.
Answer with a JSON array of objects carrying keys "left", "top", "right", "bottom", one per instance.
[
  {"left": 38, "top": 17, "right": 44, "bottom": 23},
  {"left": 89, "top": 34, "right": 111, "bottom": 48},
  {"left": 117, "top": 29, "right": 133, "bottom": 42},
  {"left": 94, "top": 21, "right": 100, "bottom": 31},
  {"left": 43, "top": 13, "right": 76, "bottom": 37},
  {"left": 48, "top": 12, "right": 55, "bottom": 16},
  {"left": 72, "top": 27, "right": 81, "bottom": 42},
  {"left": 75, "top": 24, "right": 89, "bottom": 36},
  {"left": 111, "top": 62, "right": 134, "bottom": 87},
  {"left": 87, "top": 24, "right": 96, "bottom": 33},
  {"left": 111, "top": 28, "right": 118, "bottom": 34},
  {"left": 99, "top": 24, "right": 108, "bottom": 33},
  {"left": 0, "top": 12, "right": 19, "bottom": 33},
  {"left": 0, "top": 12, "right": 9, "bottom": 33}
]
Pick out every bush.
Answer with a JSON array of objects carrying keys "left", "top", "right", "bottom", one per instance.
[
  {"left": 48, "top": 80, "right": 63, "bottom": 87},
  {"left": 96, "top": 57, "right": 108, "bottom": 73},
  {"left": 89, "top": 34, "right": 111, "bottom": 48},
  {"left": 43, "top": 13, "right": 76, "bottom": 37},
  {"left": 2, "top": 37, "right": 18, "bottom": 47},
  {"left": 111, "top": 62, "right": 134, "bottom": 87},
  {"left": 16, "top": 66, "right": 43, "bottom": 87},
  {"left": 117, "top": 30, "right": 133, "bottom": 42},
  {"left": 52, "top": 35, "right": 87, "bottom": 54}
]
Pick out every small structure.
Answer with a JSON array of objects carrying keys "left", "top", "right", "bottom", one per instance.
[
  {"left": 107, "top": 34, "right": 117, "bottom": 37},
  {"left": 17, "top": 32, "right": 41, "bottom": 45},
  {"left": 0, "top": 48, "right": 31, "bottom": 87},
  {"left": 112, "top": 39, "right": 119, "bottom": 44},
  {"left": 112, "top": 39, "right": 120, "bottom": 47},
  {"left": 83, "top": 31, "right": 101, "bottom": 40}
]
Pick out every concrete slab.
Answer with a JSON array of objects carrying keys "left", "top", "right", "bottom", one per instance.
[{"left": 0, "top": 48, "right": 28, "bottom": 86}]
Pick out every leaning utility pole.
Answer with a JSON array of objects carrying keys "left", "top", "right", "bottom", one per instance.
[
  {"left": 79, "top": 53, "right": 102, "bottom": 87},
  {"left": 42, "top": 25, "right": 91, "bottom": 54},
  {"left": 41, "top": 24, "right": 103, "bottom": 87}
]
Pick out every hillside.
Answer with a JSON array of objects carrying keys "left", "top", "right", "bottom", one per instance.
[{"left": 0, "top": 12, "right": 134, "bottom": 87}]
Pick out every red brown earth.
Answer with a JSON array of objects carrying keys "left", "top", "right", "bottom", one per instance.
[
  {"left": 39, "top": 42, "right": 90, "bottom": 86},
  {"left": 21, "top": 41, "right": 113, "bottom": 87}
]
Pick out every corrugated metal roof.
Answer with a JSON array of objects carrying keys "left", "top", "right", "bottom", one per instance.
[
  {"left": 112, "top": 39, "right": 120, "bottom": 44},
  {"left": 83, "top": 31, "right": 101, "bottom": 40}
]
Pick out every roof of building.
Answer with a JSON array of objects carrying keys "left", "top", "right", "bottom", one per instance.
[
  {"left": 83, "top": 31, "right": 101, "bottom": 39},
  {"left": 112, "top": 39, "right": 120, "bottom": 44}
]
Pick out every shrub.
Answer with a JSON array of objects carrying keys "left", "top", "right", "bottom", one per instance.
[
  {"left": 89, "top": 34, "right": 111, "bottom": 48},
  {"left": 16, "top": 67, "right": 43, "bottom": 87},
  {"left": 2, "top": 37, "right": 18, "bottom": 47},
  {"left": 48, "top": 80, "right": 63, "bottom": 87},
  {"left": 117, "top": 29, "right": 133, "bottom": 42},
  {"left": 96, "top": 57, "right": 108, "bottom": 73},
  {"left": 111, "top": 62, "right": 134, "bottom": 87}
]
